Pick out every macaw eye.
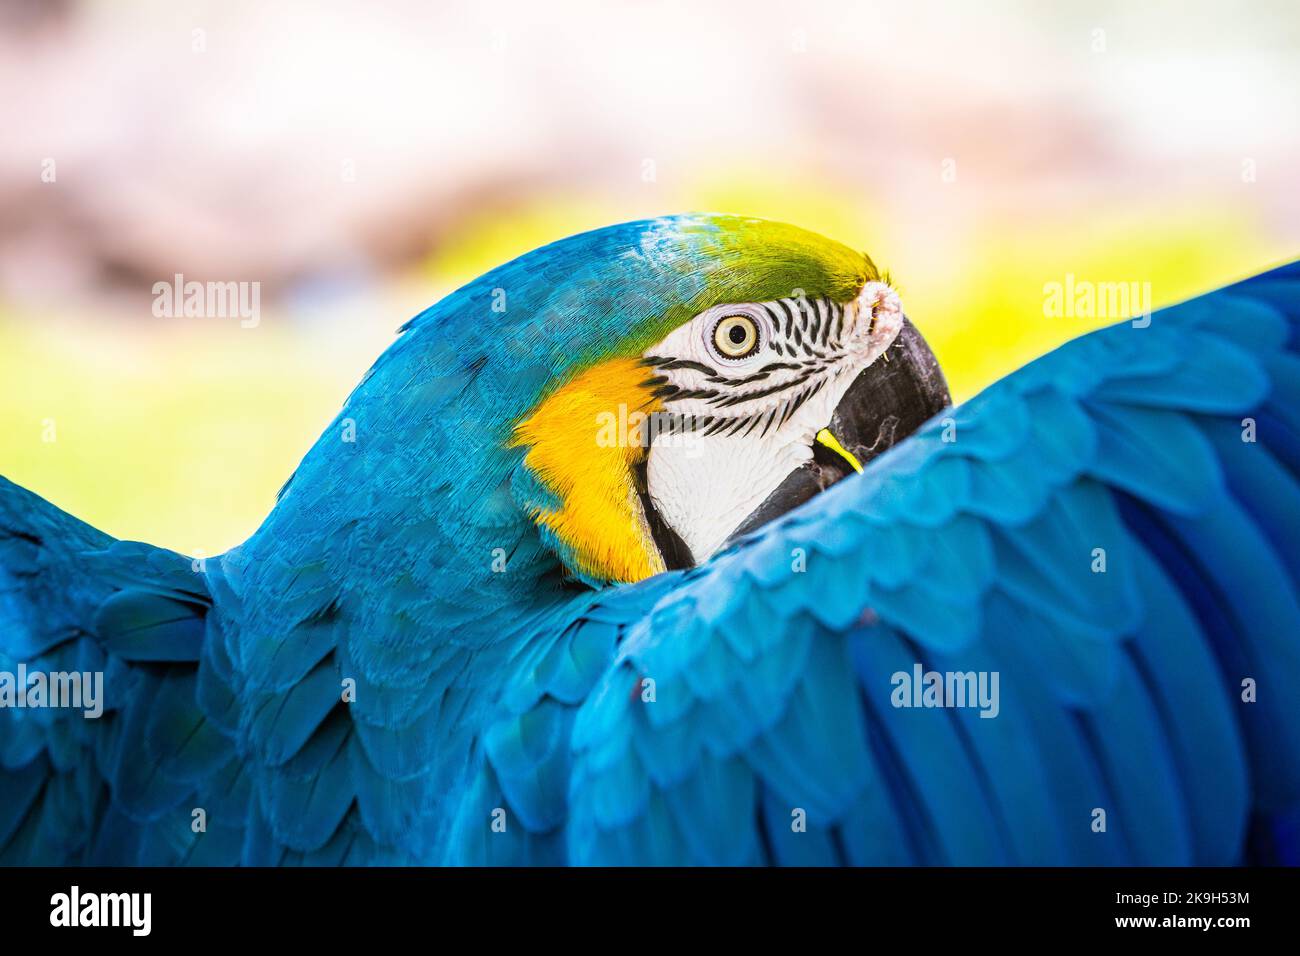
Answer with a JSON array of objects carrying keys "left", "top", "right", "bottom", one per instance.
[{"left": 713, "top": 314, "right": 760, "bottom": 359}]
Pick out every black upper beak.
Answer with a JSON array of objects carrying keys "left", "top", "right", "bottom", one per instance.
[{"left": 723, "top": 316, "right": 951, "bottom": 544}]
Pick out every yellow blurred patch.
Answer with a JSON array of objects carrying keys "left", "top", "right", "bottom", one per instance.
[{"left": 0, "top": 308, "right": 393, "bottom": 556}]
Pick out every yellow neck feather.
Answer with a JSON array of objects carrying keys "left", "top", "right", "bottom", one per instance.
[{"left": 510, "top": 357, "right": 666, "bottom": 583}]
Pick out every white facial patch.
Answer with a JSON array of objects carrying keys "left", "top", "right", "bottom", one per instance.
[{"left": 643, "top": 281, "right": 904, "bottom": 563}]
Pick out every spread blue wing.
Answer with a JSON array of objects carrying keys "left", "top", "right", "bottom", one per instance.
[
  {"left": 0, "top": 490, "right": 246, "bottom": 865},
  {"left": 563, "top": 261, "right": 1300, "bottom": 865}
]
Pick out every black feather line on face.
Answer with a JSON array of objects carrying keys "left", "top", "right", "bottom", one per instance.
[
  {"left": 777, "top": 300, "right": 796, "bottom": 338},
  {"left": 762, "top": 303, "right": 784, "bottom": 334},
  {"left": 648, "top": 411, "right": 713, "bottom": 436},
  {"left": 726, "top": 416, "right": 751, "bottom": 436},
  {"left": 710, "top": 376, "right": 807, "bottom": 408},
  {"left": 777, "top": 387, "right": 804, "bottom": 429},
  {"left": 719, "top": 369, "right": 773, "bottom": 387},
  {"left": 782, "top": 379, "right": 825, "bottom": 426},
  {"left": 644, "top": 356, "right": 718, "bottom": 376}
]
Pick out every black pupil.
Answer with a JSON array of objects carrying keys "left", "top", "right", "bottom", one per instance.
[{"left": 728, "top": 324, "right": 747, "bottom": 345}]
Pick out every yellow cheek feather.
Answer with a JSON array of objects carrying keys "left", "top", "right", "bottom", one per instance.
[{"left": 509, "top": 357, "right": 667, "bottom": 584}]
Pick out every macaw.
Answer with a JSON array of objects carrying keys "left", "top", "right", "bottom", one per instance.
[{"left": 2, "top": 214, "right": 1298, "bottom": 866}]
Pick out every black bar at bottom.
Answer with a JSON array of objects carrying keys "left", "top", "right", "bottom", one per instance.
[{"left": 0, "top": 866, "right": 1289, "bottom": 941}]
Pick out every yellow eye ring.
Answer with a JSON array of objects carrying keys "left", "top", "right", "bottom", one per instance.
[{"left": 713, "top": 314, "right": 759, "bottom": 358}]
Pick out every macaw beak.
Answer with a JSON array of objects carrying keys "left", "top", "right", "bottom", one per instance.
[{"left": 722, "top": 316, "right": 951, "bottom": 544}]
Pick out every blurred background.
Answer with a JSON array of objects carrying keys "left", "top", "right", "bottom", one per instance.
[{"left": 2, "top": 0, "right": 1298, "bottom": 556}]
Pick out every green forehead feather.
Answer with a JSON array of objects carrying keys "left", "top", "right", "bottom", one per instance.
[
  {"left": 688, "top": 215, "right": 877, "bottom": 304},
  {"left": 622, "top": 214, "right": 878, "bottom": 356}
]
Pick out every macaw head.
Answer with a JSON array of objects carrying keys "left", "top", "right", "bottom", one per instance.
[{"left": 481, "top": 214, "right": 951, "bottom": 587}]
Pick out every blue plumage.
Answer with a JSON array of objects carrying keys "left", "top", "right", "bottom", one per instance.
[{"left": 2, "top": 218, "right": 1299, "bottom": 864}]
